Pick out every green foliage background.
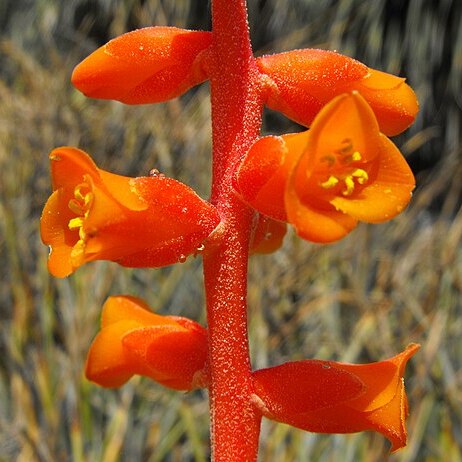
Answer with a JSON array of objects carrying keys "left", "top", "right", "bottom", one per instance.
[{"left": 0, "top": 0, "right": 461, "bottom": 460}]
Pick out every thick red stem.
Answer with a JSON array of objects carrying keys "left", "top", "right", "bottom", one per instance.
[{"left": 203, "top": 0, "right": 265, "bottom": 460}]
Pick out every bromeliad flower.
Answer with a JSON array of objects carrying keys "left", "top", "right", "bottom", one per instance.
[
  {"left": 253, "top": 344, "right": 420, "bottom": 452},
  {"left": 40, "top": 147, "right": 220, "bottom": 277},
  {"left": 86, "top": 295, "right": 208, "bottom": 390},
  {"left": 235, "top": 92, "right": 415, "bottom": 243},
  {"left": 71, "top": 27, "right": 212, "bottom": 104},
  {"left": 257, "top": 49, "right": 418, "bottom": 136}
]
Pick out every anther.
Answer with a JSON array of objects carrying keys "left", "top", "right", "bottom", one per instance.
[{"left": 320, "top": 176, "right": 339, "bottom": 189}]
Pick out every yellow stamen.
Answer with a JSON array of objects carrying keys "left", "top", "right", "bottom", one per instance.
[
  {"left": 67, "top": 176, "right": 94, "bottom": 261},
  {"left": 74, "top": 185, "right": 87, "bottom": 202},
  {"left": 320, "top": 176, "right": 339, "bottom": 189},
  {"left": 352, "top": 168, "right": 369, "bottom": 184},
  {"left": 70, "top": 239, "right": 86, "bottom": 266},
  {"left": 68, "top": 199, "right": 84, "bottom": 215},
  {"left": 68, "top": 217, "right": 84, "bottom": 230},
  {"left": 351, "top": 151, "right": 362, "bottom": 162},
  {"left": 342, "top": 176, "right": 355, "bottom": 196}
]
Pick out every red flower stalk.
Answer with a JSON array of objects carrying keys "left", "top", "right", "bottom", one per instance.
[
  {"left": 41, "top": 147, "right": 219, "bottom": 277},
  {"left": 41, "top": 1, "right": 420, "bottom": 460},
  {"left": 86, "top": 295, "right": 208, "bottom": 390},
  {"left": 253, "top": 344, "right": 420, "bottom": 452}
]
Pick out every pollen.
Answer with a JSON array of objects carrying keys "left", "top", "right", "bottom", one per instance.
[
  {"left": 320, "top": 168, "right": 369, "bottom": 196},
  {"left": 320, "top": 175, "right": 339, "bottom": 189},
  {"left": 341, "top": 169, "right": 369, "bottom": 196},
  {"left": 67, "top": 176, "right": 94, "bottom": 260},
  {"left": 352, "top": 168, "right": 368, "bottom": 184},
  {"left": 68, "top": 217, "right": 84, "bottom": 230},
  {"left": 342, "top": 176, "right": 355, "bottom": 195}
]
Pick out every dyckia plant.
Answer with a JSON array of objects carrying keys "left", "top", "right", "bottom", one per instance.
[{"left": 40, "top": 1, "right": 420, "bottom": 460}]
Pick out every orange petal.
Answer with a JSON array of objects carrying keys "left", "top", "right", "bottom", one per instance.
[
  {"left": 48, "top": 147, "right": 99, "bottom": 190},
  {"left": 285, "top": 187, "right": 358, "bottom": 242},
  {"left": 72, "top": 27, "right": 212, "bottom": 104},
  {"left": 335, "top": 345, "right": 419, "bottom": 413},
  {"left": 363, "top": 379, "right": 409, "bottom": 452},
  {"left": 249, "top": 215, "right": 287, "bottom": 255},
  {"left": 40, "top": 188, "right": 79, "bottom": 277},
  {"left": 253, "top": 360, "right": 365, "bottom": 415},
  {"left": 352, "top": 70, "right": 419, "bottom": 136},
  {"left": 257, "top": 49, "right": 368, "bottom": 128},
  {"left": 235, "top": 132, "right": 308, "bottom": 221},
  {"left": 257, "top": 49, "right": 418, "bottom": 136},
  {"left": 85, "top": 296, "right": 208, "bottom": 390},
  {"left": 85, "top": 319, "right": 141, "bottom": 387},
  {"left": 292, "top": 92, "right": 382, "bottom": 182},
  {"left": 100, "top": 295, "right": 173, "bottom": 328},
  {"left": 123, "top": 324, "right": 208, "bottom": 390}
]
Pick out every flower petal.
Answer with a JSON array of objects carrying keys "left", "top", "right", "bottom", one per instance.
[
  {"left": 285, "top": 187, "right": 358, "bottom": 242},
  {"left": 257, "top": 49, "right": 418, "bottom": 135},
  {"left": 72, "top": 27, "right": 212, "bottom": 104},
  {"left": 85, "top": 319, "right": 141, "bottom": 387},
  {"left": 100, "top": 295, "right": 172, "bottom": 327},
  {"left": 257, "top": 49, "right": 368, "bottom": 128},
  {"left": 253, "top": 360, "right": 365, "bottom": 415},
  {"left": 85, "top": 296, "right": 208, "bottom": 390},
  {"left": 235, "top": 132, "right": 308, "bottom": 221},
  {"left": 336, "top": 344, "right": 420, "bottom": 413},
  {"left": 351, "top": 70, "right": 419, "bottom": 136},
  {"left": 249, "top": 215, "right": 287, "bottom": 254},
  {"left": 123, "top": 324, "right": 208, "bottom": 390},
  {"left": 330, "top": 135, "right": 415, "bottom": 223}
]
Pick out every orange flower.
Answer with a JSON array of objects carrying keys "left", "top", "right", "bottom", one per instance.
[
  {"left": 40, "top": 147, "right": 220, "bottom": 277},
  {"left": 235, "top": 92, "right": 415, "bottom": 243},
  {"left": 257, "top": 49, "right": 418, "bottom": 136},
  {"left": 85, "top": 296, "right": 208, "bottom": 390},
  {"left": 253, "top": 344, "right": 420, "bottom": 452},
  {"left": 72, "top": 27, "right": 212, "bottom": 104}
]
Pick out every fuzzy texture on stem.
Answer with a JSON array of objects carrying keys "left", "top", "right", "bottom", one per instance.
[{"left": 203, "top": 1, "right": 265, "bottom": 460}]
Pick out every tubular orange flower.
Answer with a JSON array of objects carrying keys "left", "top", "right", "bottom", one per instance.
[
  {"left": 71, "top": 27, "right": 212, "bottom": 104},
  {"left": 257, "top": 49, "right": 419, "bottom": 136},
  {"left": 85, "top": 296, "right": 208, "bottom": 390},
  {"left": 235, "top": 92, "right": 415, "bottom": 243},
  {"left": 40, "top": 147, "right": 220, "bottom": 277},
  {"left": 253, "top": 344, "right": 420, "bottom": 452}
]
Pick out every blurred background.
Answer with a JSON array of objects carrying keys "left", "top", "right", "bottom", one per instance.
[{"left": 0, "top": 0, "right": 461, "bottom": 460}]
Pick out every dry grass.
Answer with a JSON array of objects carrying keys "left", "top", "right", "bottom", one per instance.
[{"left": 0, "top": 0, "right": 461, "bottom": 461}]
